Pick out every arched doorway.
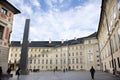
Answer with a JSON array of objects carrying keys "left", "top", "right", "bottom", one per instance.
[
  {"left": 55, "top": 66, "right": 58, "bottom": 71},
  {"left": 68, "top": 66, "right": 71, "bottom": 71}
]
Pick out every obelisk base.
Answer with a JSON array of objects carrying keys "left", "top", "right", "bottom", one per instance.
[{"left": 20, "top": 70, "right": 29, "bottom": 75}]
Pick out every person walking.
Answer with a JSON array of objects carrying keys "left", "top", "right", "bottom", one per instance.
[
  {"left": 90, "top": 66, "right": 95, "bottom": 80},
  {"left": 113, "top": 67, "right": 116, "bottom": 75},
  {"left": 16, "top": 68, "right": 21, "bottom": 80},
  {"left": 7, "top": 66, "right": 12, "bottom": 74},
  {"left": 0, "top": 66, "right": 2, "bottom": 80}
]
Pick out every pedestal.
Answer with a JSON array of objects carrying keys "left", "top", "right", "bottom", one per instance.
[{"left": 20, "top": 70, "right": 29, "bottom": 75}]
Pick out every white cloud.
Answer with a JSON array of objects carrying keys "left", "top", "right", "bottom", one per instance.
[
  {"left": 30, "top": 0, "right": 40, "bottom": 7},
  {"left": 9, "top": 0, "right": 101, "bottom": 41}
]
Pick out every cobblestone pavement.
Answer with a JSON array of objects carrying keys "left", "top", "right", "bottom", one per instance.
[{"left": 8, "top": 71, "right": 120, "bottom": 80}]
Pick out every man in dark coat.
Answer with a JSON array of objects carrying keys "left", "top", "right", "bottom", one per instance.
[
  {"left": 7, "top": 66, "right": 12, "bottom": 74},
  {"left": 16, "top": 68, "right": 21, "bottom": 79},
  {"left": 90, "top": 66, "right": 95, "bottom": 80},
  {"left": 0, "top": 66, "right": 2, "bottom": 80}
]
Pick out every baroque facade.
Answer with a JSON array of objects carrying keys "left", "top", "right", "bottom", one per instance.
[
  {"left": 0, "top": 0, "right": 20, "bottom": 73},
  {"left": 97, "top": 0, "right": 120, "bottom": 73},
  {"left": 8, "top": 32, "right": 100, "bottom": 71}
]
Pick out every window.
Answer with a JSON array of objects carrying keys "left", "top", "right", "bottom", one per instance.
[
  {"left": 80, "top": 58, "right": 82, "bottom": 64},
  {"left": 34, "top": 59, "right": 36, "bottom": 64},
  {"left": 80, "top": 52, "right": 82, "bottom": 55},
  {"left": 110, "top": 15, "right": 113, "bottom": 28},
  {"left": 97, "top": 64, "right": 100, "bottom": 66},
  {"left": 117, "top": 57, "right": 120, "bottom": 68},
  {"left": 88, "top": 40, "right": 91, "bottom": 44},
  {"left": 68, "top": 59, "right": 70, "bottom": 64},
  {"left": 11, "top": 54, "right": 12, "bottom": 57},
  {"left": 34, "top": 54, "right": 36, "bottom": 57},
  {"left": 69, "top": 53, "right": 70, "bottom": 56},
  {"left": 76, "top": 52, "right": 78, "bottom": 55},
  {"left": 72, "top": 59, "right": 74, "bottom": 64},
  {"left": 15, "top": 54, "right": 17, "bottom": 57},
  {"left": 42, "top": 54, "right": 44, "bottom": 57},
  {"left": 42, "top": 66, "right": 44, "bottom": 69},
  {"left": 56, "top": 60, "right": 58, "bottom": 64},
  {"left": 113, "top": 6, "right": 117, "bottom": 19},
  {"left": 89, "top": 55, "right": 93, "bottom": 61},
  {"left": 38, "top": 59, "right": 40, "bottom": 64},
  {"left": 89, "top": 47, "right": 93, "bottom": 52},
  {"left": 76, "top": 58, "right": 78, "bottom": 63},
  {"left": 38, "top": 54, "right": 40, "bottom": 57},
  {"left": 50, "top": 59, "right": 52, "bottom": 64},
  {"left": 0, "top": 25, "right": 4, "bottom": 39},
  {"left": 46, "top": 66, "right": 48, "bottom": 69},
  {"left": 64, "top": 53, "right": 66, "bottom": 56},
  {"left": 118, "top": 27, "right": 120, "bottom": 42},
  {"left": 109, "top": 61, "right": 111, "bottom": 68},
  {"left": 46, "top": 54, "right": 48, "bottom": 57},
  {"left": 114, "top": 59, "right": 117, "bottom": 68},
  {"left": 1, "top": 8, "right": 7, "bottom": 15},
  {"left": 97, "top": 60, "right": 99, "bottom": 62},
  {"left": 76, "top": 66, "right": 78, "bottom": 69},
  {"left": 42, "top": 60, "right": 44, "bottom": 64},
  {"left": 61, "top": 59, "right": 62, "bottom": 64},
  {"left": 64, "top": 59, "right": 66, "bottom": 64},
  {"left": 30, "top": 60, "right": 32, "bottom": 64},
  {"left": 72, "top": 53, "right": 74, "bottom": 56},
  {"left": 46, "top": 60, "right": 48, "bottom": 64},
  {"left": 56, "top": 54, "right": 58, "bottom": 57}
]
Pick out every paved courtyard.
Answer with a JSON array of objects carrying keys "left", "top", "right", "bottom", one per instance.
[{"left": 9, "top": 71, "right": 120, "bottom": 80}]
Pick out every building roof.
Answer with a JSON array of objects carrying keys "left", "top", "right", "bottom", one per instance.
[
  {"left": 10, "top": 32, "right": 97, "bottom": 47},
  {"left": 0, "top": 0, "right": 21, "bottom": 14}
]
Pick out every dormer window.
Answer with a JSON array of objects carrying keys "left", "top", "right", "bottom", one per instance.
[{"left": 1, "top": 8, "right": 7, "bottom": 15}]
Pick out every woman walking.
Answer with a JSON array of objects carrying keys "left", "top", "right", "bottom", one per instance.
[{"left": 90, "top": 66, "right": 95, "bottom": 80}]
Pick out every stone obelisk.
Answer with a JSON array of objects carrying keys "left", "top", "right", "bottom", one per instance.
[{"left": 19, "top": 18, "right": 30, "bottom": 75}]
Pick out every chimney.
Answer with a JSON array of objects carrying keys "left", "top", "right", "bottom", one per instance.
[
  {"left": 49, "top": 38, "right": 52, "bottom": 44},
  {"left": 61, "top": 39, "right": 64, "bottom": 44},
  {"left": 74, "top": 37, "right": 77, "bottom": 40},
  {"left": 20, "top": 40, "right": 23, "bottom": 44}
]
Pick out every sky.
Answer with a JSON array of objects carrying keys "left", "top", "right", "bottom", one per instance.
[{"left": 9, "top": 0, "right": 102, "bottom": 41}]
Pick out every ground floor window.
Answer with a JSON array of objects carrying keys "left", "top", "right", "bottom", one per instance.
[
  {"left": 0, "top": 25, "right": 4, "bottom": 39},
  {"left": 117, "top": 57, "right": 120, "bottom": 68}
]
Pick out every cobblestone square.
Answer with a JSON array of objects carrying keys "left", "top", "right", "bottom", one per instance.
[{"left": 8, "top": 71, "right": 120, "bottom": 80}]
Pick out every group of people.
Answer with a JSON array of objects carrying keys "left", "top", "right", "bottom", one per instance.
[
  {"left": 0, "top": 66, "right": 95, "bottom": 80},
  {"left": 0, "top": 66, "right": 21, "bottom": 80}
]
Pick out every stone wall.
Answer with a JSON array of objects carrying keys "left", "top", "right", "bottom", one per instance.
[{"left": 0, "top": 46, "right": 9, "bottom": 74}]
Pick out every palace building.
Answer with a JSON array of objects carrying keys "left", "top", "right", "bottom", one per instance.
[
  {"left": 8, "top": 32, "right": 100, "bottom": 71},
  {"left": 0, "top": 0, "right": 20, "bottom": 73},
  {"left": 97, "top": 0, "right": 120, "bottom": 72}
]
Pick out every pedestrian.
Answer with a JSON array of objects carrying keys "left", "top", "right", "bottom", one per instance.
[
  {"left": 90, "top": 66, "right": 95, "bottom": 80},
  {"left": 0, "top": 66, "right": 3, "bottom": 80},
  {"left": 113, "top": 67, "right": 116, "bottom": 75},
  {"left": 16, "top": 68, "right": 21, "bottom": 80},
  {"left": 7, "top": 66, "right": 12, "bottom": 74}
]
